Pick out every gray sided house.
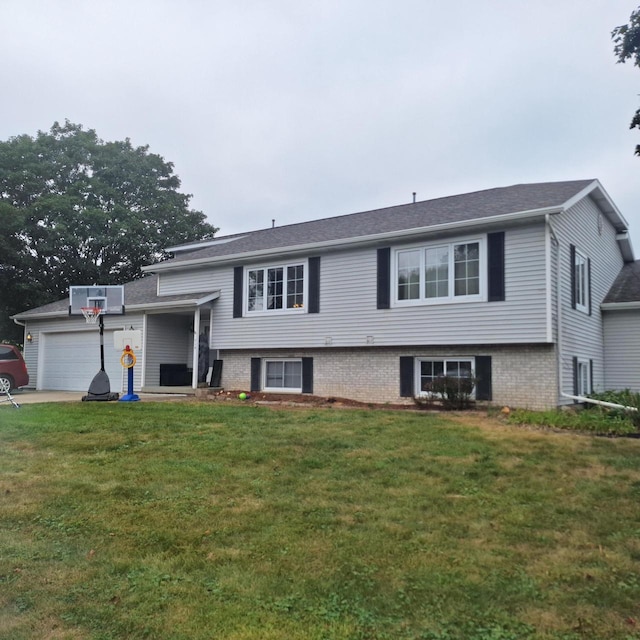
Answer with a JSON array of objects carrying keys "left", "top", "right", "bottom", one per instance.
[{"left": 12, "top": 179, "right": 640, "bottom": 409}]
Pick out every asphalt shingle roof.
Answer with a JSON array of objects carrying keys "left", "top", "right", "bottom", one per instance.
[
  {"left": 603, "top": 260, "right": 640, "bottom": 304},
  {"left": 20, "top": 178, "right": 639, "bottom": 316},
  {"left": 165, "top": 179, "right": 596, "bottom": 264}
]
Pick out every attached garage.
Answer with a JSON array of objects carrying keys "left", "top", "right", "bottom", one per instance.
[{"left": 39, "top": 330, "right": 124, "bottom": 393}]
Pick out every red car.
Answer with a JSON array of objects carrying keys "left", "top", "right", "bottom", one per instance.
[{"left": 0, "top": 344, "right": 29, "bottom": 392}]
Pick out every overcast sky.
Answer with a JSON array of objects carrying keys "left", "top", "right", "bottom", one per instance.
[{"left": 2, "top": 1, "right": 640, "bottom": 251}]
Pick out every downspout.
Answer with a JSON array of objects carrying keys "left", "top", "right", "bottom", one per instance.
[
  {"left": 547, "top": 214, "right": 637, "bottom": 412},
  {"left": 546, "top": 214, "right": 564, "bottom": 404},
  {"left": 12, "top": 317, "right": 27, "bottom": 345}
]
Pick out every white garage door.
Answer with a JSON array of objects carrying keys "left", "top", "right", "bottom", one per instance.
[{"left": 41, "top": 330, "right": 123, "bottom": 392}]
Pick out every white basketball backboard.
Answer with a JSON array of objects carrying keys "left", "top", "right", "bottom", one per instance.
[
  {"left": 113, "top": 329, "right": 142, "bottom": 350},
  {"left": 69, "top": 285, "right": 125, "bottom": 316}
]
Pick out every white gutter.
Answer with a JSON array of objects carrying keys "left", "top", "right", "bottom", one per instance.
[
  {"left": 144, "top": 205, "right": 564, "bottom": 273},
  {"left": 601, "top": 301, "right": 640, "bottom": 310}
]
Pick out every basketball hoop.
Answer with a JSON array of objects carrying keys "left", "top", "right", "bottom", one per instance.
[{"left": 80, "top": 306, "right": 103, "bottom": 324}]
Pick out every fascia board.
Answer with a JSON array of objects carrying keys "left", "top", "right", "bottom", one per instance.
[
  {"left": 11, "top": 310, "right": 68, "bottom": 321},
  {"left": 166, "top": 236, "right": 247, "bottom": 253},
  {"left": 145, "top": 205, "right": 563, "bottom": 273},
  {"left": 566, "top": 179, "right": 630, "bottom": 231}
]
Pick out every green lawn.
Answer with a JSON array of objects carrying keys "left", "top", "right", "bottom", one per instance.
[{"left": 0, "top": 401, "right": 639, "bottom": 639}]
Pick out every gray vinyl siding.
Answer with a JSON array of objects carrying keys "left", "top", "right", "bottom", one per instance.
[
  {"left": 202, "top": 222, "right": 551, "bottom": 350},
  {"left": 551, "top": 197, "right": 625, "bottom": 398},
  {"left": 603, "top": 309, "right": 640, "bottom": 392},
  {"left": 159, "top": 269, "right": 216, "bottom": 296},
  {"left": 144, "top": 314, "right": 192, "bottom": 386}
]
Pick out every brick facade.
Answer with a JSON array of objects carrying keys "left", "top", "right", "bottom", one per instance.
[{"left": 219, "top": 344, "right": 558, "bottom": 410}]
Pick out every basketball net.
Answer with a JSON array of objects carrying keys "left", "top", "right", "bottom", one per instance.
[{"left": 80, "top": 307, "right": 103, "bottom": 324}]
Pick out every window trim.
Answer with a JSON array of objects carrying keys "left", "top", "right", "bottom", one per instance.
[
  {"left": 573, "top": 248, "right": 589, "bottom": 314},
  {"left": 576, "top": 358, "right": 591, "bottom": 396},
  {"left": 262, "top": 358, "right": 303, "bottom": 393},
  {"left": 415, "top": 357, "right": 476, "bottom": 398},
  {"left": 393, "top": 236, "right": 486, "bottom": 307},
  {"left": 244, "top": 260, "right": 308, "bottom": 315}
]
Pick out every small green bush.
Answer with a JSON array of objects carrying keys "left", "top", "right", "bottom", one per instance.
[
  {"left": 587, "top": 389, "right": 640, "bottom": 428},
  {"left": 415, "top": 375, "right": 476, "bottom": 410},
  {"left": 507, "top": 405, "right": 637, "bottom": 436}
]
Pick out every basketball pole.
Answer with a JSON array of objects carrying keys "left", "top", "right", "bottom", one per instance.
[
  {"left": 99, "top": 313, "right": 105, "bottom": 372},
  {"left": 82, "top": 308, "right": 118, "bottom": 402}
]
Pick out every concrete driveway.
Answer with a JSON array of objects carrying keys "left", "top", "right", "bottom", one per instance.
[
  {"left": 4, "top": 389, "right": 84, "bottom": 404},
  {"left": 3, "top": 389, "right": 190, "bottom": 405}
]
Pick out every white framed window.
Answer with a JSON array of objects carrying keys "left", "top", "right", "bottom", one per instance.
[
  {"left": 573, "top": 249, "right": 589, "bottom": 313},
  {"left": 246, "top": 262, "right": 306, "bottom": 313},
  {"left": 263, "top": 359, "right": 303, "bottom": 392},
  {"left": 416, "top": 357, "right": 475, "bottom": 397},
  {"left": 395, "top": 237, "right": 484, "bottom": 305},
  {"left": 577, "top": 359, "right": 591, "bottom": 396}
]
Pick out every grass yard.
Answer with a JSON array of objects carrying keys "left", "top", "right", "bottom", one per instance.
[{"left": 0, "top": 401, "right": 639, "bottom": 640}]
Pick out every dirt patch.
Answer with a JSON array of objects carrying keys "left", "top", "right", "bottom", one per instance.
[
  {"left": 199, "top": 389, "right": 476, "bottom": 415},
  {"left": 204, "top": 389, "right": 429, "bottom": 411}
]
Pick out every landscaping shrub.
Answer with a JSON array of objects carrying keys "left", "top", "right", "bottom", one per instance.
[{"left": 414, "top": 375, "right": 476, "bottom": 410}]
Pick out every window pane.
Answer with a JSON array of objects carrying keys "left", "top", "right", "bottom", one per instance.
[
  {"left": 283, "top": 361, "right": 302, "bottom": 388},
  {"left": 248, "top": 270, "right": 264, "bottom": 311},
  {"left": 265, "top": 361, "right": 284, "bottom": 387},
  {"left": 578, "top": 361, "right": 590, "bottom": 395},
  {"left": 574, "top": 254, "right": 587, "bottom": 308},
  {"left": 398, "top": 250, "right": 420, "bottom": 300},
  {"left": 267, "top": 267, "right": 283, "bottom": 309},
  {"left": 266, "top": 360, "right": 302, "bottom": 389},
  {"left": 425, "top": 247, "right": 448, "bottom": 298},
  {"left": 286, "top": 265, "right": 304, "bottom": 309},
  {"left": 453, "top": 242, "right": 479, "bottom": 297},
  {"left": 420, "top": 360, "right": 446, "bottom": 392}
]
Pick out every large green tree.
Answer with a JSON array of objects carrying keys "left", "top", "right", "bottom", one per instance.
[
  {"left": 612, "top": 6, "right": 640, "bottom": 155},
  {"left": 0, "top": 121, "right": 218, "bottom": 343}
]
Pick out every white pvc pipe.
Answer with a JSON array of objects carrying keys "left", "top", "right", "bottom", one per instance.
[{"left": 560, "top": 392, "right": 638, "bottom": 412}]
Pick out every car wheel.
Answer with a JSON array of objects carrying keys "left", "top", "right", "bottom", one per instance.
[{"left": 0, "top": 375, "right": 13, "bottom": 393}]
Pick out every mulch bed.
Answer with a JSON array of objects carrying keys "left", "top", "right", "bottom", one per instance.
[{"left": 205, "top": 389, "right": 444, "bottom": 411}]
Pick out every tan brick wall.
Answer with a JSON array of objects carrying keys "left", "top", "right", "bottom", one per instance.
[{"left": 219, "top": 344, "right": 558, "bottom": 410}]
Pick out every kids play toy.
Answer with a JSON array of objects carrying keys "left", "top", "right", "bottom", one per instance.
[{"left": 116, "top": 330, "right": 141, "bottom": 402}]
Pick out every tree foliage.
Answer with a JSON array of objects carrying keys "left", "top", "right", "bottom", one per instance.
[
  {"left": 0, "top": 121, "right": 218, "bottom": 343},
  {"left": 612, "top": 6, "right": 640, "bottom": 156}
]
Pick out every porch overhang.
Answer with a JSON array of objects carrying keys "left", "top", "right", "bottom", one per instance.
[{"left": 12, "top": 290, "right": 221, "bottom": 321}]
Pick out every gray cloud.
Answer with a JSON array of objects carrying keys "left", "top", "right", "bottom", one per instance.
[{"left": 1, "top": 0, "right": 639, "bottom": 249}]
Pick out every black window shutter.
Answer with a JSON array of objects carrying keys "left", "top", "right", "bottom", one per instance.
[
  {"left": 589, "top": 359, "right": 594, "bottom": 394},
  {"left": 572, "top": 356, "right": 578, "bottom": 396},
  {"left": 233, "top": 266, "right": 244, "bottom": 318},
  {"left": 587, "top": 258, "right": 592, "bottom": 316},
  {"left": 308, "top": 257, "right": 320, "bottom": 314},
  {"left": 250, "top": 357, "right": 261, "bottom": 392},
  {"left": 487, "top": 232, "right": 505, "bottom": 302},
  {"left": 475, "top": 356, "right": 492, "bottom": 401},
  {"left": 570, "top": 245, "right": 576, "bottom": 310},
  {"left": 377, "top": 248, "right": 391, "bottom": 309},
  {"left": 302, "top": 357, "right": 314, "bottom": 394},
  {"left": 399, "top": 356, "right": 414, "bottom": 397}
]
